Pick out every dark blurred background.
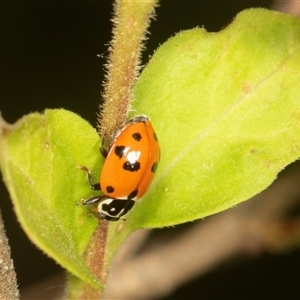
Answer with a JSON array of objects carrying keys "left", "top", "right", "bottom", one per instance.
[{"left": 1, "top": 1, "right": 300, "bottom": 299}]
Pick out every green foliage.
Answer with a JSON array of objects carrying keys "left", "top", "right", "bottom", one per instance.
[
  {"left": 0, "top": 110, "right": 102, "bottom": 289},
  {"left": 132, "top": 8, "right": 300, "bottom": 227},
  {"left": 1, "top": 8, "right": 300, "bottom": 289}
]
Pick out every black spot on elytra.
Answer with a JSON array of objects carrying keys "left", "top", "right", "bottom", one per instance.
[
  {"left": 106, "top": 186, "right": 115, "bottom": 193},
  {"left": 151, "top": 162, "right": 158, "bottom": 173},
  {"left": 114, "top": 145, "right": 126, "bottom": 158},
  {"left": 128, "top": 190, "right": 138, "bottom": 200},
  {"left": 132, "top": 132, "right": 142, "bottom": 141},
  {"left": 123, "top": 161, "right": 140, "bottom": 172}
]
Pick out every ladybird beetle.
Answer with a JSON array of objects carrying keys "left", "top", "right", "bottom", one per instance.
[{"left": 79, "top": 115, "right": 160, "bottom": 221}]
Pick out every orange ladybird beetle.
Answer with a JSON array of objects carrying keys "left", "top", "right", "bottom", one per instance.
[{"left": 79, "top": 115, "right": 160, "bottom": 221}]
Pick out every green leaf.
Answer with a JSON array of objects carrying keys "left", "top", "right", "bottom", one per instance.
[
  {"left": 1, "top": 8, "right": 300, "bottom": 288},
  {"left": 0, "top": 109, "right": 102, "bottom": 289},
  {"left": 128, "top": 8, "right": 300, "bottom": 228}
]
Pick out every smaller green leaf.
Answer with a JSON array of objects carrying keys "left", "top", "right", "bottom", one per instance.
[{"left": 0, "top": 109, "right": 103, "bottom": 289}]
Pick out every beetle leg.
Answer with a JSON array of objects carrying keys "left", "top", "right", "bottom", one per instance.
[
  {"left": 81, "top": 195, "right": 105, "bottom": 206},
  {"left": 77, "top": 165, "right": 101, "bottom": 190}
]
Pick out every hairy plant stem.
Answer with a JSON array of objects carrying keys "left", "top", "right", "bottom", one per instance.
[
  {"left": 68, "top": 0, "right": 159, "bottom": 298},
  {"left": 98, "top": 0, "right": 158, "bottom": 151}
]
